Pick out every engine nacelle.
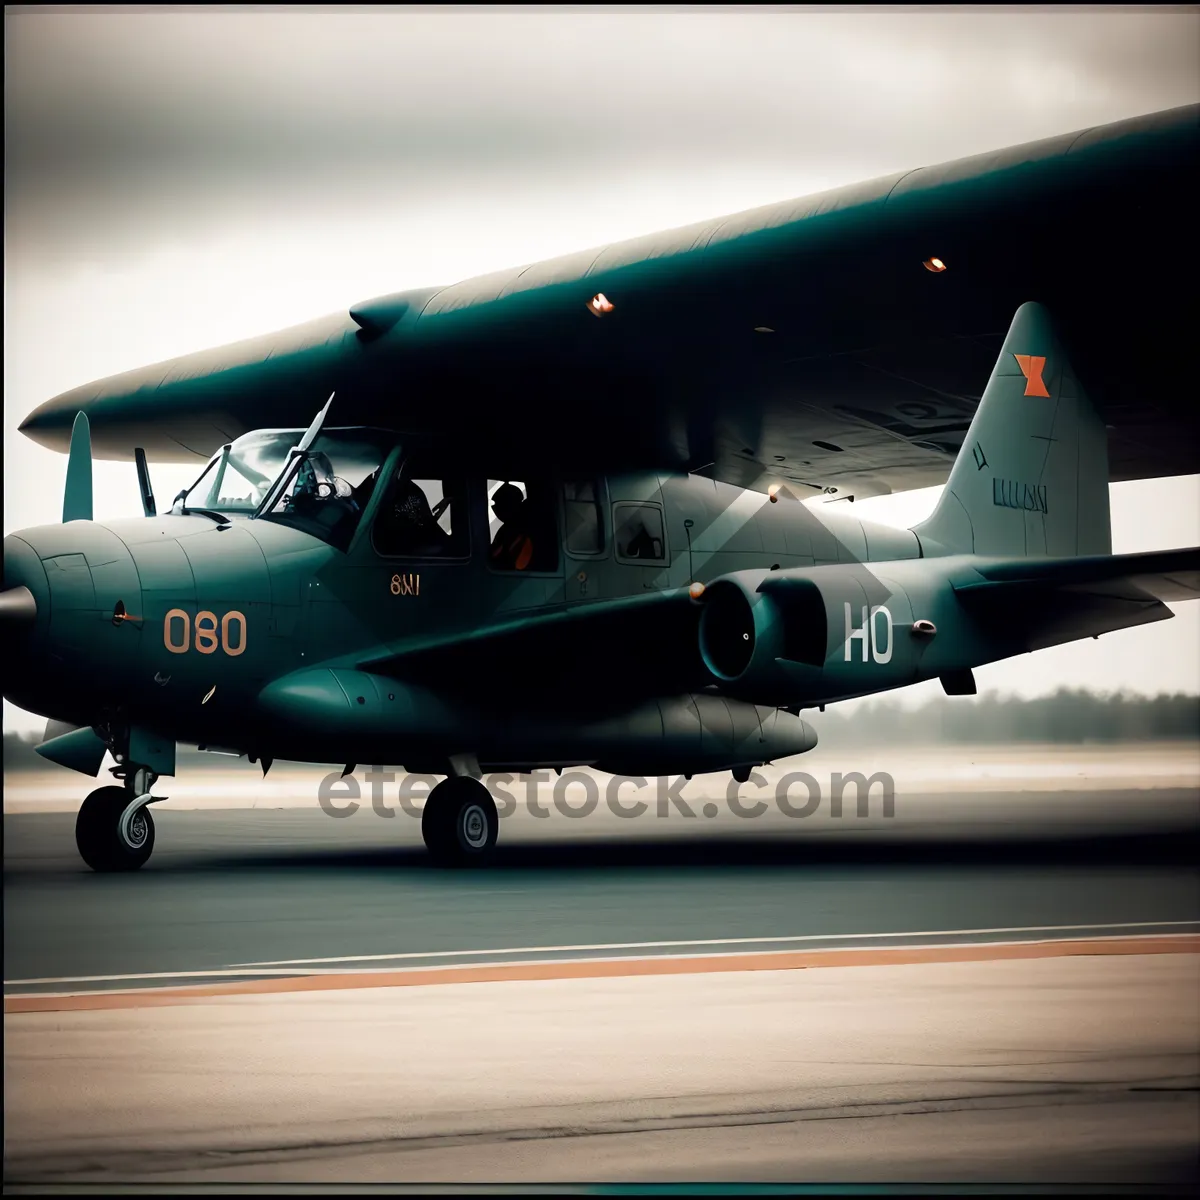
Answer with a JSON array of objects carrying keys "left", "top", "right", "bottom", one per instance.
[
  {"left": 698, "top": 571, "right": 825, "bottom": 692},
  {"left": 697, "top": 561, "right": 984, "bottom": 708}
]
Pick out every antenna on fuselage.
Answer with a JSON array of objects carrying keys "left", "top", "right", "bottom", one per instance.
[{"left": 134, "top": 448, "right": 157, "bottom": 517}]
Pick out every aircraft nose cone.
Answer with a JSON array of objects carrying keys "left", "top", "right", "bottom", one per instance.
[
  {"left": 0, "top": 585, "right": 37, "bottom": 625},
  {"left": 1, "top": 535, "right": 49, "bottom": 671}
]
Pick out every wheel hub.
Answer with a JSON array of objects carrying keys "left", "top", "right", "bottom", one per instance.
[
  {"left": 461, "top": 803, "right": 488, "bottom": 849},
  {"left": 122, "top": 809, "right": 148, "bottom": 849}
]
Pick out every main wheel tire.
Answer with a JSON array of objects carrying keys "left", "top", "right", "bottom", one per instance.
[
  {"left": 75, "top": 786, "right": 155, "bottom": 873},
  {"left": 421, "top": 777, "right": 498, "bottom": 866}
]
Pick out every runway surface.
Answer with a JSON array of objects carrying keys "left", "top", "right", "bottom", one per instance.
[
  {"left": 4, "top": 794, "right": 1199, "bottom": 992},
  {"left": 5, "top": 761, "right": 1199, "bottom": 1185},
  {"left": 6, "top": 954, "right": 1199, "bottom": 1185}
]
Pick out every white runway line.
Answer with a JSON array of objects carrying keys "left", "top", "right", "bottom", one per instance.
[
  {"left": 6, "top": 920, "right": 1198, "bottom": 989},
  {"left": 225, "top": 919, "right": 1200, "bottom": 969}
]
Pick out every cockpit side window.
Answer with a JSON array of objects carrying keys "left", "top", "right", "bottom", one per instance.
[{"left": 613, "top": 503, "right": 667, "bottom": 563}]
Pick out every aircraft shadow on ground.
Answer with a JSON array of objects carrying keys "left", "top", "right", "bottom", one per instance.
[
  {"left": 5, "top": 813, "right": 1198, "bottom": 876},
  {"left": 150, "top": 830, "right": 1200, "bottom": 874}
]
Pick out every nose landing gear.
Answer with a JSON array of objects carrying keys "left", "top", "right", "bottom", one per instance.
[{"left": 75, "top": 768, "right": 160, "bottom": 872}]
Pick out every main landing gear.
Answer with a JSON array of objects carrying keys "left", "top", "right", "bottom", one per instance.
[
  {"left": 75, "top": 767, "right": 159, "bottom": 872},
  {"left": 421, "top": 775, "right": 498, "bottom": 866}
]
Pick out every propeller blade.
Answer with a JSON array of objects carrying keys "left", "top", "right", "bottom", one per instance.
[
  {"left": 252, "top": 393, "right": 336, "bottom": 518},
  {"left": 62, "top": 412, "right": 93, "bottom": 522},
  {"left": 296, "top": 393, "right": 335, "bottom": 453},
  {"left": 134, "top": 447, "right": 157, "bottom": 517}
]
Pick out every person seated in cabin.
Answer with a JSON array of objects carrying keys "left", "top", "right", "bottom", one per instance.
[
  {"left": 374, "top": 475, "right": 451, "bottom": 557},
  {"left": 489, "top": 483, "right": 534, "bottom": 571}
]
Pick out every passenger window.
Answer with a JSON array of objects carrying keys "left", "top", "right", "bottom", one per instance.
[
  {"left": 613, "top": 503, "right": 666, "bottom": 562},
  {"left": 373, "top": 468, "right": 468, "bottom": 558},
  {"left": 487, "top": 479, "right": 559, "bottom": 572},
  {"left": 563, "top": 480, "right": 604, "bottom": 555}
]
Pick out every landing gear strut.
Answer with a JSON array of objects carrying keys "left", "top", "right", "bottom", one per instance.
[
  {"left": 421, "top": 776, "right": 498, "bottom": 866},
  {"left": 75, "top": 767, "right": 159, "bottom": 872}
]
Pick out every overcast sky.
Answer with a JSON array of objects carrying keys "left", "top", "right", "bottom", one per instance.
[{"left": 4, "top": 6, "right": 1199, "bottom": 734}]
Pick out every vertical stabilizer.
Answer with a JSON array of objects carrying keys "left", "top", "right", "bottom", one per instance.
[
  {"left": 62, "top": 411, "right": 94, "bottom": 524},
  {"left": 913, "top": 302, "right": 1110, "bottom": 558}
]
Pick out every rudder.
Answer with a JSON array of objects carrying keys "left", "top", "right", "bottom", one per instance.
[{"left": 913, "top": 301, "right": 1111, "bottom": 558}]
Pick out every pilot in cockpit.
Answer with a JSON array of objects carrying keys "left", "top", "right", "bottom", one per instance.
[
  {"left": 289, "top": 452, "right": 350, "bottom": 511},
  {"left": 283, "top": 452, "right": 366, "bottom": 551}
]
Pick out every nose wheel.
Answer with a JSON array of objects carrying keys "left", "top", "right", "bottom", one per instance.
[
  {"left": 75, "top": 785, "right": 156, "bottom": 872},
  {"left": 421, "top": 776, "right": 498, "bottom": 866}
]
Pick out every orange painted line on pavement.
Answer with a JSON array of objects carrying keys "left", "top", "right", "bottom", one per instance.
[{"left": 6, "top": 935, "right": 1198, "bottom": 1014}]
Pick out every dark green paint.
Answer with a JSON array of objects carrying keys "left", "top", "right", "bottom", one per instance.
[{"left": 17, "top": 105, "right": 1200, "bottom": 496}]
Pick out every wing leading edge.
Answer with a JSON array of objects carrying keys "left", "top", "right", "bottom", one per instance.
[{"left": 19, "top": 105, "right": 1199, "bottom": 494}]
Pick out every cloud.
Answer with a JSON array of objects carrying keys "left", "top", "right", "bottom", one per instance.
[{"left": 5, "top": 8, "right": 1199, "bottom": 270}]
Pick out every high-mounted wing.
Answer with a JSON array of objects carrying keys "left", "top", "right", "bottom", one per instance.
[{"left": 19, "top": 105, "right": 1199, "bottom": 497}]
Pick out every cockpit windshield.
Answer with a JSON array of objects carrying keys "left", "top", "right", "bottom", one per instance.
[
  {"left": 175, "top": 426, "right": 397, "bottom": 550},
  {"left": 254, "top": 427, "right": 398, "bottom": 551},
  {"left": 174, "top": 429, "right": 300, "bottom": 517}
]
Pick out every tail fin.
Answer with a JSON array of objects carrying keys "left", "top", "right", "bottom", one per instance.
[{"left": 913, "top": 302, "right": 1111, "bottom": 558}]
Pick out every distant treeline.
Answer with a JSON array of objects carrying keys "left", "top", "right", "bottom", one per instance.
[
  {"left": 811, "top": 688, "right": 1200, "bottom": 746},
  {"left": 4, "top": 689, "right": 1198, "bottom": 773}
]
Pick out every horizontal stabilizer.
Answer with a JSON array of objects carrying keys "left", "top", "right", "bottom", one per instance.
[
  {"left": 954, "top": 547, "right": 1199, "bottom": 653},
  {"left": 963, "top": 547, "right": 1200, "bottom": 603}
]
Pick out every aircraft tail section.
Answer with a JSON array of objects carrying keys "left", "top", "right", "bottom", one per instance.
[
  {"left": 953, "top": 546, "right": 1200, "bottom": 653},
  {"left": 913, "top": 302, "right": 1111, "bottom": 558}
]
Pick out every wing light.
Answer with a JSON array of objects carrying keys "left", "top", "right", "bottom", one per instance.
[
  {"left": 587, "top": 293, "right": 614, "bottom": 317},
  {"left": 689, "top": 581, "right": 706, "bottom": 600},
  {"left": 923, "top": 257, "right": 947, "bottom": 273},
  {"left": 754, "top": 326, "right": 775, "bottom": 333}
]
